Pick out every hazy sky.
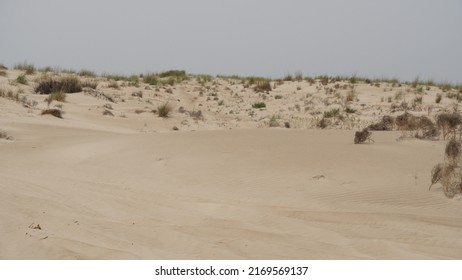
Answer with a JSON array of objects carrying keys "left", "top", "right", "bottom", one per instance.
[{"left": 1, "top": 0, "right": 461, "bottom": 83}]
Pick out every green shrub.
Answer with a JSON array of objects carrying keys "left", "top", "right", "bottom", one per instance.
[
  {"left": 283, "top": 74, "right": 293, "bottom": 81},
  {"left": 78, "top": 70, "right": 96, "bottom": 77},
  {"left": 345, "top": 107, "right": 356, "bottom": 114},
  {"left": 143, "top": 73, "right": 159, "bottom": 85},
  {"left": 16, "top": 74, "right": 28, "bottom": 85},
  {"left": 159, "top": 70, "right": 186, "bottom": 78},
  {"left": 323, "top": 108, "right": 340, "bottom": 118},
  {"left": 252, "top": 102, "right": 266, "bottom": 109}
]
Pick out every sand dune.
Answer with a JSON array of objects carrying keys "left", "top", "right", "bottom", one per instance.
[{"left": 1, "top": 69, "right": 462, "bottom": 259}]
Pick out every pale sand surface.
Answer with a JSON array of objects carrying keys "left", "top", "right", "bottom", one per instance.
[
  {"left": 1, "top": 69, "right": 462, "bottom": 259},
  {"left": 1, "top": 126, "right": 461, "bottom": 259}
]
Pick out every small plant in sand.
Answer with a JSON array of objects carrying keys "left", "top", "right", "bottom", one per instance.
[
  {"left": 435, "top": 93, "right": 442, "bottom": 104},
  {"left": 108, "top": 81, "right": 120, "bottom": 89},
  {"left": 345, "top": 89, "right": 356, "bottom": 102},
  {"left": 430, "top": 138, "right": 462, "bottom": 198},
  {"left": 323, "top": 108, "right": 340, "bottom": 118},
  {"left": 436, "top": 112, "right": 462, "bottom": 140},
  {"left": 157, "top": 102, "right": 172, "bottom": 118},
  {"left": 354, "top": 128, "right": 373, "bottom": 144},
  {"left": 78, "top": 70, "right": 96, "bottom": 77},
  {"left": 16, "top": 74, "right": 28, "bottom": 85},
  {"left": 345, "top": 106, "right": 356, "bottom": 114},
  {"left": 295, "top": 71, "right": 303, "bottom": 82},
  {"left": 14, "top": 61, "right": 35, "bottom": 74},
  {"left": 45, "top": 91, "right": 66, "bottom": 103},
  {"left": 41, "top": 109, "right": 63, "bottom": 118},
  {"left": 268, "top": 115, "right": 280, "bottom": 127},
  {"left": 0, "top": 129, "right": 9, "bottom": 139},
  {"left": 253, "top": 80, "right": 272, "bottom": 93},
  {"left": 368, "top": 116, "right": 394, "bottom": 131},
  {"left": 252, "top": 102, "right": 266, "bottom": 109},
  {"left": 81, "top": 80, "right": 98, "bottom": 89}
]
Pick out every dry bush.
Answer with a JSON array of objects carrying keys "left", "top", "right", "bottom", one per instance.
[
  {"left": 414, "top": 116, "right": 439, "bottom": 140},
  {"left": 254, "top": 80, "right": 272, "bottom": 93},
  {"left": 35, "top": 75, "right": 82, "bottom": 94},
  {"left": 445, "top": 138, "right": 462, "bottom": 166},
  {"left": 157, "top": 102, "right": 172, "bottom": 118},
  {"left": 45, "top": 91, "right": 66, "bottom": 103},
  {"left": 436, "top": 113, "right": 462, "bottom": 139},
  {"left": 16, "top": 74, "right": 28, "bottom": 85},
  {"left": 190, "top": 110, "right": 203, "bottom": 121},
  {"left": 429, "top": 163, "right": 444, "bottom": 190},
  {"left": 268, "top": 115, "right": 280, "bottom": 127},
  {"left": 14, "top": 62, "right": 35, "bottom": 74},
  {"left": 41, "top": 109, "right": 63, "bottom": 118},
  {"left": 81, "top": 80, "right": 98, "bottom": 89},
  {"left": 368, "top": 115, "right": 394, "bottom": 131},
  {"left": 439, "top": 164, "right": 462, "bottom": 198},
  {"left": 318, "top": 117, "right": 329, "bottom": 129},
  {"left": 354, "top": 128, "right": 373, "bottom": 144},
  {"left": 395, "top": 112, "right": 421, "bottom": 137},
  {"left": 103, "top": 109, "right": 114, "bottom": 116},
  {"left": 108, "top": 81, "right": 120, "bottom": 89},
  {"left": 0, "top": 129, "right": 8, "bottom": 139}
]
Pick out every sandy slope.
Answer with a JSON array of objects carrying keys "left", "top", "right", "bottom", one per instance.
[
  {"left": 1, "top": 123, "right": 461, "bottom": 259},
  {"left": 1, "top": 69, "right": 462, "bottom": 259}
]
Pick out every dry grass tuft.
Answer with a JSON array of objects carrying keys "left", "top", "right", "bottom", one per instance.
[
  {"left": 157, "top": 102, "right": 172, "bottom": 118},
  {"left": 354, "top": 128, "right": 373, "bottom": 144},
  {"left": 35, "top": 75, "right": 82, "bottom": 94},
  {"left": 445, "top": 139, "right": 462, "bottom": 165},
  {"left": 41, "top": 109, "right": 63, "bottom": 118},
  {"left": 436, "top": 113, "right": 462, "bottom": 140},
  {"left": 368, "top": 115, "right": 394, "bottom": 131}
]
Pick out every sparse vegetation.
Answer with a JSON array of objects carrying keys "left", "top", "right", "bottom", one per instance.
[
  {"left": 345, "top": 107, "right": 356, "bottom": 114},
  {"left": 14, "top": 62, "right": 35, "bottom": 74},
  {"left": 354, "top": 128, "right": 373, "bottom": 144},
  {"left": 368, "top": 115, "right": 394, "bottom": 131},
  {"left": 16, "top": 74, "right": 28, "bottom": 85},
  {"left": 323, "top": 108, "right": 340, "bottom": 118},
  {"left": 268, "top": 115, "right": 280, "bottom": 127},
  {"left": 157, "top": 102, "right": 172, "bottom": 118},
  {"left": 431, "top": 138, "right": 462, "bottom": 198},
  {"left": 253, "top": 80, "right": 272, "bottom": 93},
  {"left": 78, "top": 70, "right": 96, "bottom": 77},
  {"left": 41, "top": 109, "right": 63, "bottom": 118},
  {"left": 35, "top": 75, "right": 82, "bottom": 94},
  {"left": 45, "top": 91, "right": 66, "bottom": 103},
  {"left": 108, "top": 81, "right": 120, "bottom": 89},
  {"left": 0, "top": 129, "right": 11, "bottom": 140},
  {"left": 436, "top": 93, "right": 442, "bottom": 103},
  {"left": 252, "top": 102, "right": 266, "bottom": 109},
  {"left": 436, "top": 113, "right": 462, "bottom": 140}
]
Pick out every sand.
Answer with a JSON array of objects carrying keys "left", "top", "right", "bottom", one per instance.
[{"left": 1, "top": 69, "right": 462, "bottom": 259}]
